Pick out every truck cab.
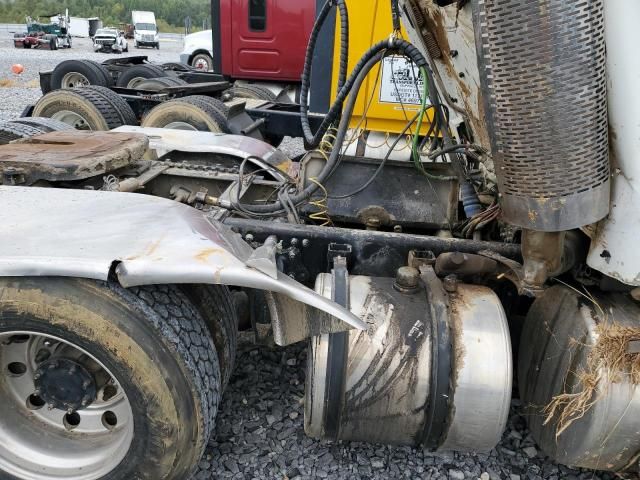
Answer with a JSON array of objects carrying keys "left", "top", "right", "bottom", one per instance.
[
  {"left": 132, "top": 10, "right": 159, "bottom": 49},
  {"left": 181, "top": 0, "right": 314, "bottom": 81}
]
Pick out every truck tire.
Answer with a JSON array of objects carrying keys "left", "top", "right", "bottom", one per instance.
[
  {"left": 83, "top": 85, "right": 139, "bottom": 126},
  {"left": 191, "top": 53, "right": 213, "bottom": 72},
  {"left": 0, "top": 277, "right": 220, "bottom": 480},
  {"left": 0, "top": 122, "right": 42, "bottom": 144},
  {"left": 33, "top": 88, "right": 132, "bottom": 131},
  {"left": 10, "top": 117, "right": 74, "bottom": 132},
  {"left": 82, "top": 60, "right": 114, "bottom": 86},
  {"left": 142, "top": 95, "right": 230, "bottom": 133},
  {"left": 182, "top": 285, "right": 238, "bottom": 389},
  {"left": 187, "top": 95, "right": 230, "bottom": 116},
  {"left": 51, "top": 60, "right": 112, "bottom": 90},
  {"left": 229, "top": 84, "right": 278, "bottom": 103},
  {"left": 43, "top": 35, "right": 57, "bottom": 50},
  {"left": 116, "top": 64, "right": 167, "bottom": 88},
  {"left": 0, "top": 117, "right": 71, "bottom": 144},
  {"left": 136, "top": 76, "right": 188, "bottom": 91}
]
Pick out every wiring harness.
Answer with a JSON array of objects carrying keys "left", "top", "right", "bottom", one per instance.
[{"left": 231, "top": 0, "right": 497, "bottom": 234}]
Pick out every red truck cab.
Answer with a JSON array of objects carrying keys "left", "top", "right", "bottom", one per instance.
[{"left": 214, "top": 0, "right": 316, "bottom": 82}]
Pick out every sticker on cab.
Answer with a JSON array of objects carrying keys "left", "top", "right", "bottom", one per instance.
[{"left": 379, "top": 56, "right": 428, "bottom": 106}]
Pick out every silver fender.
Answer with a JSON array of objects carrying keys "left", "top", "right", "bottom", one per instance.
[{"left": 0, "top": 186, "right": 365, "bottom": 341}]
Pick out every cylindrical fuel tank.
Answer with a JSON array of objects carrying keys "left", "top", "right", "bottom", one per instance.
[
  {"left": 305, "top": 271, "right": 512, "bottom": 452},
  {"left": 520, "top": 286, "right": 640, "bottom": 471},
  {"left": 472, "top": 0, "right": 610, "bottom": 231}
]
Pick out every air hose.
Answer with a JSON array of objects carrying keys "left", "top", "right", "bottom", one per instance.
[
  {"left": 242, "top": 38, "right": 436, "bottom": 215},
  {"left": 301, "top": 37, "right": 429, "bottom": 149},
  {"left": 299, "top": 0, "right": 349, "bottom": 147}
]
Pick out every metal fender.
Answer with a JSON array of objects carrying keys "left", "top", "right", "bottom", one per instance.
[{"left": 0, "top": 186, "right": 365, "bottom": 342}]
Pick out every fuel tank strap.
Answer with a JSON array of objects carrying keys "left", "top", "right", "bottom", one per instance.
[
  {"left": 322, "top": 256, "right": 349, "bottom": 440},
  {"left": 421, "top": 266, "right": 453, "bottom": 449}
]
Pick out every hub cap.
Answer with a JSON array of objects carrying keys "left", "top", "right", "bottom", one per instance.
[
  {"left": 0, "top": 331, "right": 134, "bottom": 480},
  {"left": 51, "top": 110, "right": 90, "bottom": 130},
  {"left": 194, "top": 58, "right": 210, "bottom": 71},
  {"left": 35, "top": 357, "right": 97, "bottom": 411},
  {"left": 61, "top": 72, "right": 90, "bottom": 88}
]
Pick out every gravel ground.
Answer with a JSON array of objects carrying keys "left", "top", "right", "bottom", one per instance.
[
  {"left": 0, "top": 31, "right": 615, "bottom": 480},
  {"left": 0, "top": 35, "right": 182, "bottom": 122},
  {"left": 197, "top": 340, "right": 612, "bottom": 480}
]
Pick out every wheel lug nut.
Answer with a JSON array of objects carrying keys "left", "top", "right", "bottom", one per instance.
[
  {"left": 33, "top": 389, "right": 41, "bottom": 396},
  {"left": 67, "top": 408, "right": 75, "bottom": 415},
  {"left": 43, "top": 340, "right": 52, "bottom": 347},
  {"left": 47, "top": 403, "right": 55, "bottom": 410},
  {"left": 34, "top": 372, "right": 41, "bottom": 380}
]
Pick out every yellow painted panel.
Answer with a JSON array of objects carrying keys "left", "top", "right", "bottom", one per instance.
[{"left": 330, "top": 0, "right": 434, "bottom": 136}]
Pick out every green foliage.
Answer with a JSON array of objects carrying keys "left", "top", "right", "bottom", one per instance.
[{"left": 0, "top": 0, "right": 210, "bottom": 29}]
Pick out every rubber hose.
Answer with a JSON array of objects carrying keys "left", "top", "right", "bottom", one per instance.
[
  {"left": 303, "top": 38, "right": 428, "bottom": 149},
  {"left": 299, "top": 0, "right": 349, "bottom": 145},
  {"left": 244, "top": 52, "right": 386, "bottom": 214},
  {"left": 245, "top": 40, "right": 437, "bottom": 214}
]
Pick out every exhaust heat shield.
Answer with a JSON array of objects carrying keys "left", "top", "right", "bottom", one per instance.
[{"left": 473, "top": 0, "right": 610, "bottom": 231}]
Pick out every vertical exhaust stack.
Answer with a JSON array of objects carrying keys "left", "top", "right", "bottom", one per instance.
[{"left": 473, "top": 0, "right": 610, "bottom": 232}]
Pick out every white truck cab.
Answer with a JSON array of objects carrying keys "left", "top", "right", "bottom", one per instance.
[
  {"left": 180, "top": 30, "right": 213, "bottom": 70},
  {"left": 132, "top": 10, "right": 159, "bottom": 49}
]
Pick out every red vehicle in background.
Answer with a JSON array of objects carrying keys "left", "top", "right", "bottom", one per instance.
[{"left": 181, "top": 0, "right": 317, "bottom": 99}]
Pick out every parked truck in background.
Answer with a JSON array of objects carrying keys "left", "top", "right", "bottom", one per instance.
[
  {"left": 13, "top": 11, "right": 73, "bottom": 50},
  {"left": 180, "top": 0, "right": 315, "bottom": 101},
  {"left": 131, "top": 10, "right": 159, "bottom": 49}
]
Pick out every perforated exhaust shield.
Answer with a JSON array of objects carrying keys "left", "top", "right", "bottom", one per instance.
[{"left": 473, "top": 0, "right": 610, "bottom": 231}]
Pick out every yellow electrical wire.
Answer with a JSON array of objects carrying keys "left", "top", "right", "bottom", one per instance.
[{"left": 307, "top": 177, "right": 333, "bottom": 226}]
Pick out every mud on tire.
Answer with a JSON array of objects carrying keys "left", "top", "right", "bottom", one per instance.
[{"left": 0, "top": 277, "right": 220, "bottom": 480}]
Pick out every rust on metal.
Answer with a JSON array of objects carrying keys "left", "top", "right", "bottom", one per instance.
[{"left": 0, "top": 131, "right": 148, "bottom": 184}]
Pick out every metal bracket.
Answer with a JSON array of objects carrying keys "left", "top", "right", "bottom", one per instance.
[
  {"left": 246, "top": 235, "right": 279, "bottom": 279},
  {"left": 420, "top": 264, "right": 453, "bottom": 450}
]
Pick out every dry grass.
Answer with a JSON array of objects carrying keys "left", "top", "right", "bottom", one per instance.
[
  {"left": 543, "top": 311, "right": 640, "bottom": 438},
  {"left": 0, "top": 78, "right": 40, "bottom": 88}
]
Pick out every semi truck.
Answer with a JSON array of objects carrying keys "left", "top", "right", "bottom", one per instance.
[
  {"left": 13, "top": 11, "right": 73, "bottom": 50},
  {"left": 131, "top": 10, "right": 159, "bottom": 49},
  {"left": 0, "top": 0, "right": 639, "bottom": 479}
]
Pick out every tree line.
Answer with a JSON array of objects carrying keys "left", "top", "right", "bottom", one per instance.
[{"left": 0, "top": 0, "right": 211, "bottom": 30}]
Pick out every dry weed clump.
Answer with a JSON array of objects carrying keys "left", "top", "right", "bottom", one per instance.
[{"left": 544, "top": 315, "right": 640, "bottom": 438}]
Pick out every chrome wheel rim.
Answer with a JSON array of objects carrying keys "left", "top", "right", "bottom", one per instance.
[
  {"left": 165, "top": 121, "right": 199, "bottom": 130},
  {"left": 0, "top": 331, "right": 134, "bottom": 480},
  {"left": 194, "top": 58, "right": 210, "bottom": 71},
  {"left": 127, "top": 76, "right": 148, "bottom": 89},
  {"left": 51, "top": 110, "right": 91, "bottom": 130},
  {"left": 61, "top": 72, "right": 90, "bottom": 88}
]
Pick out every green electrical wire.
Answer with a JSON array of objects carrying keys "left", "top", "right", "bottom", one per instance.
[{"left": 412, "top": 67, "right": 456, "bottom": 182}]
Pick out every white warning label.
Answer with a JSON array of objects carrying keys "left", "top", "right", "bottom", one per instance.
[{"left": 379, "top": 56, "right": 427, "bottom": 105}]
